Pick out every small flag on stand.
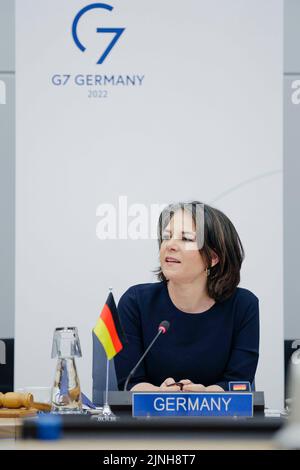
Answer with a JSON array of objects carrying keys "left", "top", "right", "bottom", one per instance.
[
  {"left": 93, "top": 291, "right": 127, "bottom": 360},
  {"left": 228, "top": 381, "right": 251, "bottom": 392}
]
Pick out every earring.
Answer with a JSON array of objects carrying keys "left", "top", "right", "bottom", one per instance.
[{"left": 206, "top": 267, "right": 211, "bottom": 277}]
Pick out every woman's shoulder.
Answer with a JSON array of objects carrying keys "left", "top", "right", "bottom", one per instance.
[
  {"left": 234, "top": 287, "right": 259, "bottom": 307},
  {"left": 229, "top": 287, "right": 259, "bottom": 324}
]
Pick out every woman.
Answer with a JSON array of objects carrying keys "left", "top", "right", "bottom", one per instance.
[{"left": 114, "top": 201, "right": 259, "bottom": 393}]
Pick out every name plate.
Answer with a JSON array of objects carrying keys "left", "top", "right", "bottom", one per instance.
[{"left": 132, "top": 392, "right": 253, "bottom": 418}]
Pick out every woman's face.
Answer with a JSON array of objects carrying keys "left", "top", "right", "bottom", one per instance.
[{"left": 159, "top": 209, "right": 208, "bottom": 284}]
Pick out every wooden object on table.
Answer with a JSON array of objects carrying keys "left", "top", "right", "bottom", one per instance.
[
  {"left": 0, "top": 392, "right": 51, "bottom": 417},
  {"left": 0, "top": 392, "right": 33, "bottom": 409},
  {"left": 32, "top": 402, "right": 51, "bottom": 412},
  {"left": 0, "top": 408, "right": 37, "bottom": 418}
]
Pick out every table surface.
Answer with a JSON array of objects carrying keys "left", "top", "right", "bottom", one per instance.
[{"left": 0, "top": 414, "right": 284, "bottom": 450}]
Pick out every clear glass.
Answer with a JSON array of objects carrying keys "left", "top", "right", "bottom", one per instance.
[
  {"left": 50, "top": 327, "right": 83, "bottom": 414},
  {"left": 51, "top": 327, "right": 82, "bottom": 359}
]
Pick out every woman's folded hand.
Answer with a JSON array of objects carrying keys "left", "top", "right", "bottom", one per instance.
[
  {"left": 159, "top": 377, "right": 181, "bottom": 392},
  {"left": 181, "top": 383, "right": 224, "bottom": 392},
  {"left": 181, "top": 383, "right": 206, "bottom": 392}
]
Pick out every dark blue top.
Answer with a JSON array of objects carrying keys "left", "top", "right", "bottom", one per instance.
[{"left": 114, "top": 282, "right": 259, "bottom": 391}]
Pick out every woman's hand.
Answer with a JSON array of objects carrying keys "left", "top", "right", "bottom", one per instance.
[
  {"left": 181, "top": 383, "right": 224, "bottom": 392},
  {"left": 130, "top": 380, "right": 224, "bottom": 393},
  {"left": 181, "top": 382, "right": 206, "bottom": 392},
  {"left": 204, "top": 385, "right": 224, "bottom": 392},
  {"left": 178, "top": 379, "right": 193, "bottom": 387},
  {"left": 159, "top": 377, "right": 182, "bottom": 392},
  {"left": 130, "top": 382, "right": 160, "bottom": 392}
]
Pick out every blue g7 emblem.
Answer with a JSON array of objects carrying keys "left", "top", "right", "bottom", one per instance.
[{"left": 72, "top": 3, "right": 125, "bottom": 64}]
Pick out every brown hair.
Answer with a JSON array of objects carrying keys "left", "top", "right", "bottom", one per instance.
[{"left": 156, "top": 201, "right": 245, "bottom": 303}]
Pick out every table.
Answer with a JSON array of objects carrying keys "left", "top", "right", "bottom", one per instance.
[{"left": 0, "top": 413, "right": 284, "bottom": 450}]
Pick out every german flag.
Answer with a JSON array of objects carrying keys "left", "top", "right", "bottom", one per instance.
[{"left": 93, "top": 292, "right": 127, "bottom": 360}]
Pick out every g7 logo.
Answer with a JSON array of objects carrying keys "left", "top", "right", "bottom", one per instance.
[{"left": 72, "top": 3, "right": 125, "bottom": 64}]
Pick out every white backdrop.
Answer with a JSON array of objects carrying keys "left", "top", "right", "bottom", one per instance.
[{"left": 15, "top": 0, "right": 283, "bottom": 408}]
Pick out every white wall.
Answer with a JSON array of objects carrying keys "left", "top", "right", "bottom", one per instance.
[
  {"left": 15, "top": 0, "right": 283, "bottom": 409},
  {"left": 284, "top": 0, "right": 300, "bottom": 339},
  {"left": 0, "top": 0, "right": 15, "bottom": 339}
]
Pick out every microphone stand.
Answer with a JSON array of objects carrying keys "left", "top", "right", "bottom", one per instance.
[{"left": 124, "top": 329, "right": 163, "bottom": 391}]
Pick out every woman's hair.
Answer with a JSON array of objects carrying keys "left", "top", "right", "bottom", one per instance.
[{"left": 156, "top": 201, "right": 245, "bottom": 303}]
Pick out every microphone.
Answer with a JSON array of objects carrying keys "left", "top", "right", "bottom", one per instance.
[{"left": 123, "top": 320, "right": 170, "bottom": 391}]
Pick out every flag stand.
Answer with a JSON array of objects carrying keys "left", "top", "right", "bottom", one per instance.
[
  {"left": 94, "top": 287, "right": 122, "bottom": 422},
  {"left": 96, "top": 360, "right": 117, "bottom": 422}
]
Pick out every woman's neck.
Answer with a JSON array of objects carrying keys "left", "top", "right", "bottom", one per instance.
[{"left": 167, "top": 279, "right": 215, "bottom": 314}]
